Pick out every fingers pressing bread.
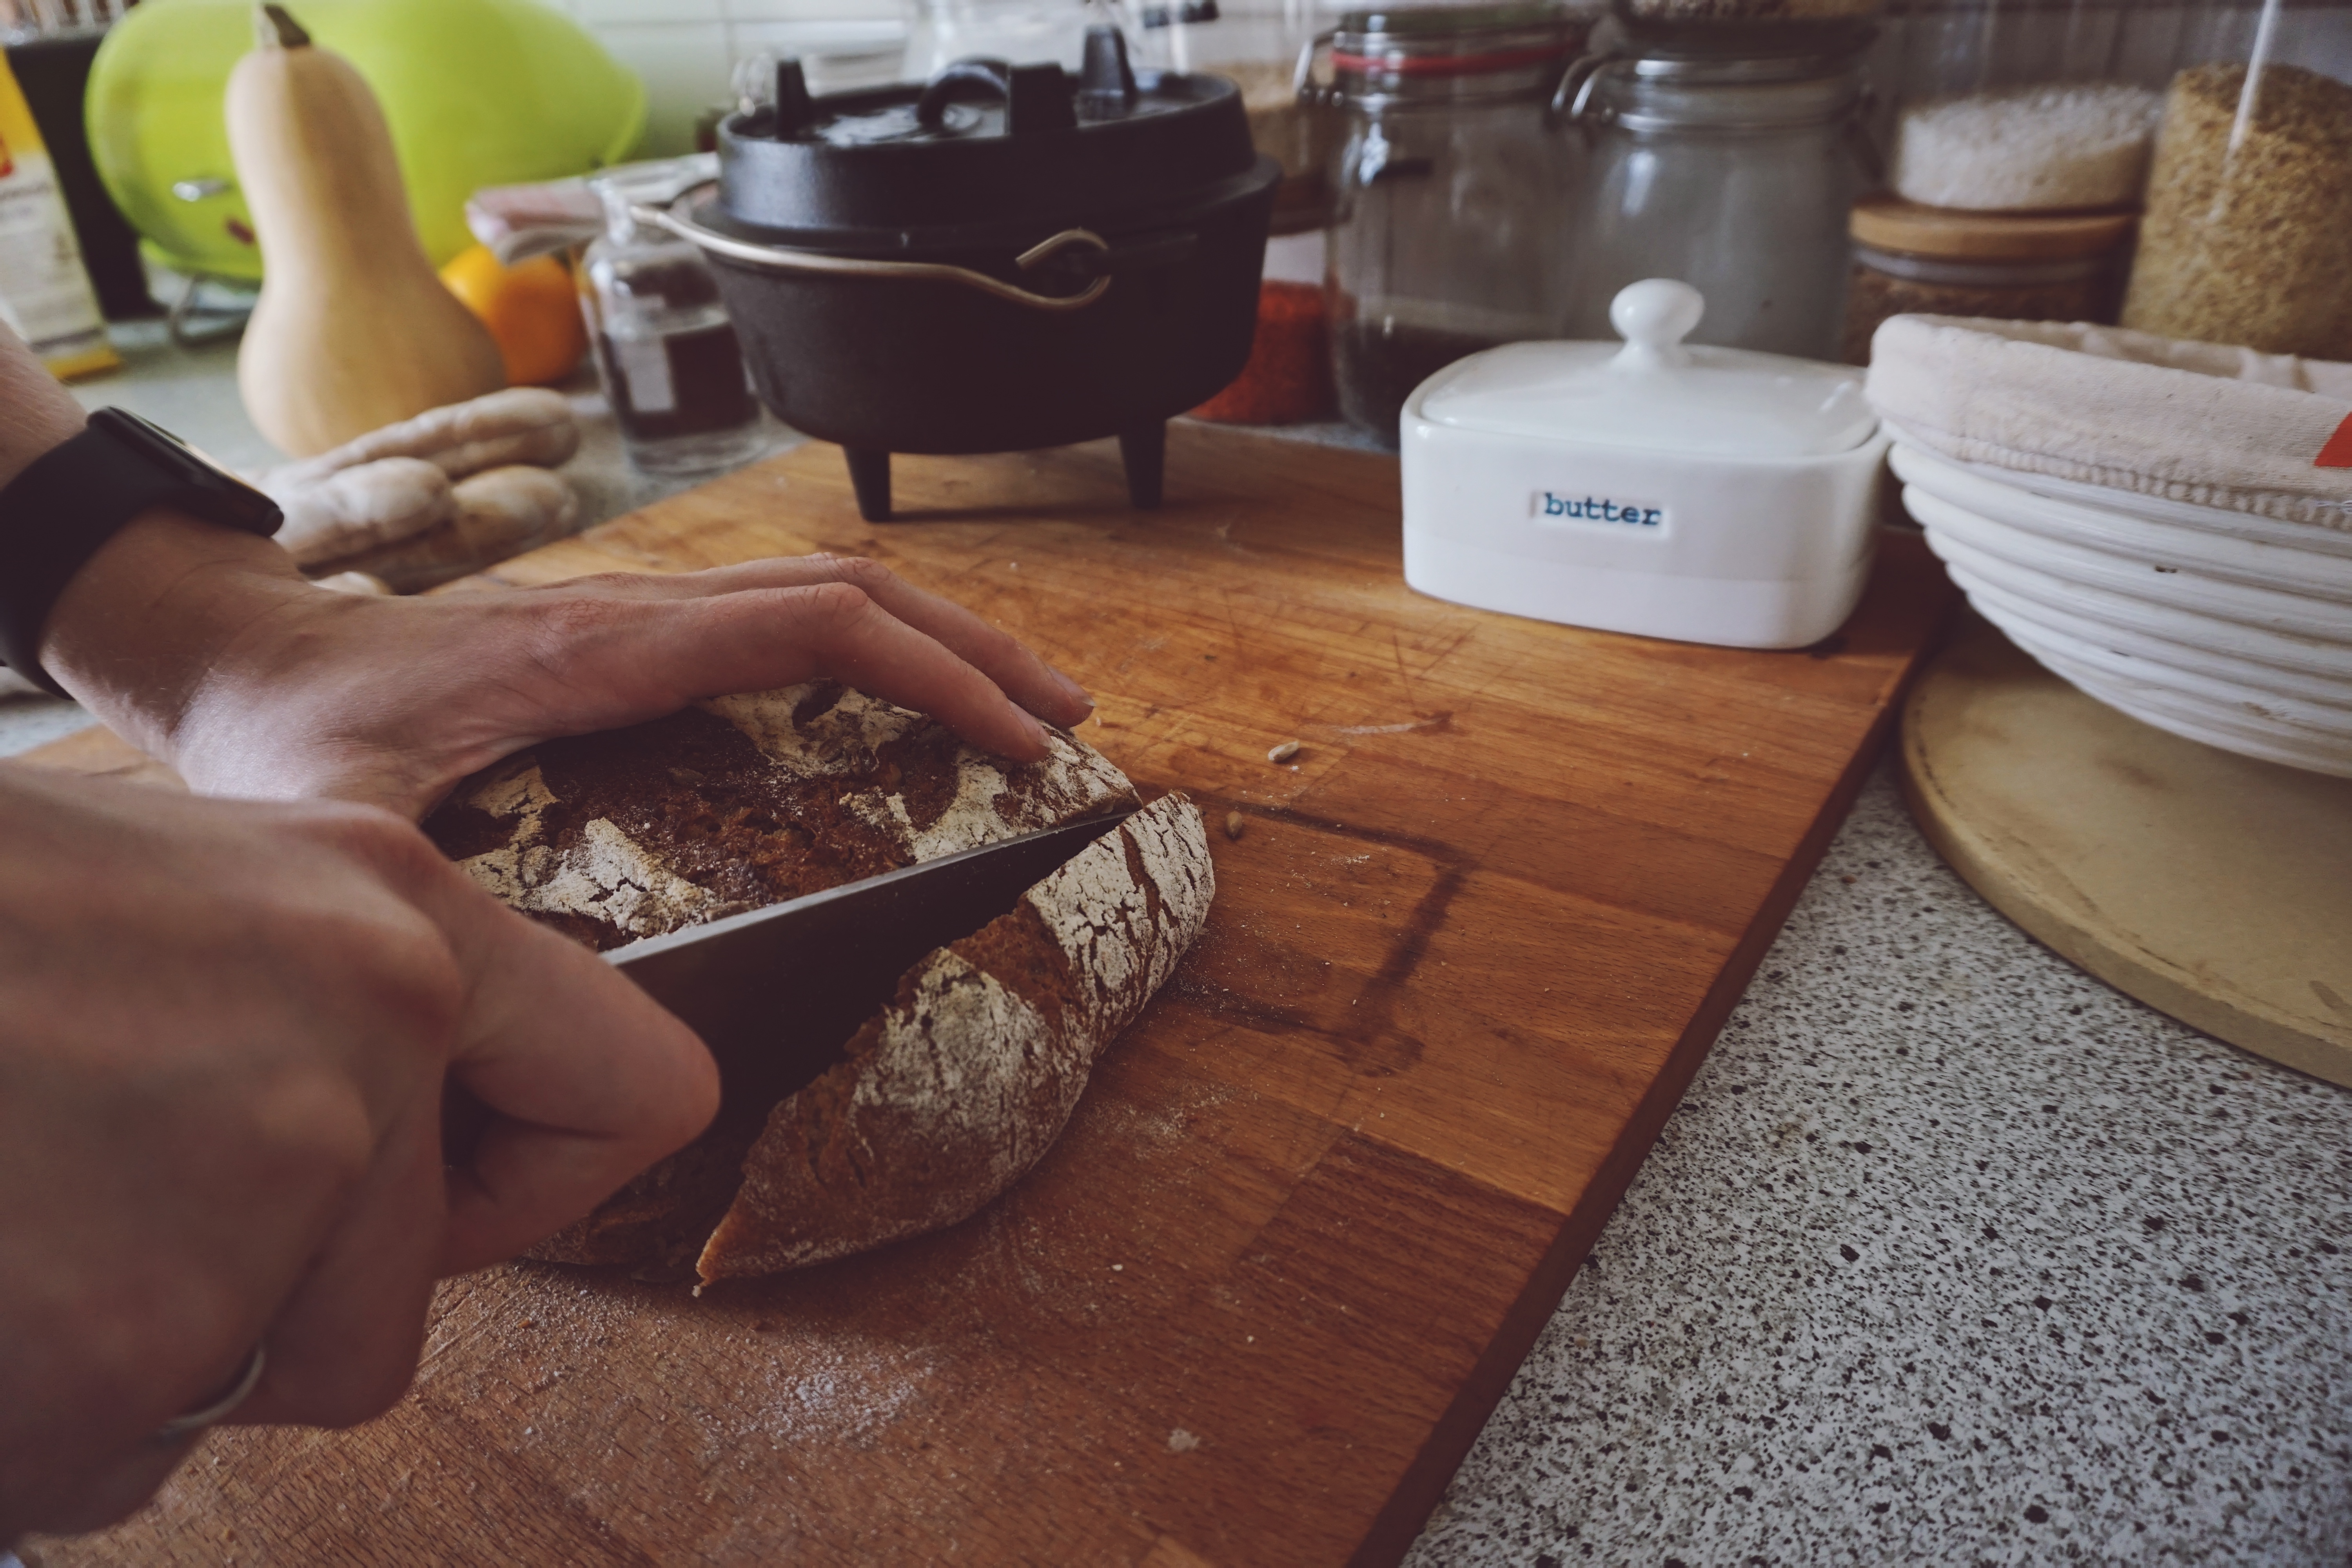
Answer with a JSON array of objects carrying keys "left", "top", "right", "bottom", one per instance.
[
  {"left": 532, "top": 554, "right": 1094, "bottom": 730},
  {"left": 630, "top": 581, "right": 1056, "bottom": 764},
  {"left": 155, "top": 549, "right": 1097, "bottom": 833}
]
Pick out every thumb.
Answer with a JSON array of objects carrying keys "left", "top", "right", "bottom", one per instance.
[{"left": 406, "top": 856, "right": 720, "bottom": 1275}]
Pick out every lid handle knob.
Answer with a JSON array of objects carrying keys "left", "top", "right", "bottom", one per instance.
[
  {"left": 1608, "top": 279, "right": 1704, "bottom": 370},
  {"left": 772, "top": 58, "right": 817, "bottom": 138},
  {"left": 1078, "top": 25, "right": 1138, "bottom": 115}
]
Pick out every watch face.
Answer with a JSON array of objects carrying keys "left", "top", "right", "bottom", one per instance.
[
  {"left": 102, "top": 408, "right": 242, "bottom": 485},
  {"left": 91, "top": 408, "right": 283, "bottom": 535}
]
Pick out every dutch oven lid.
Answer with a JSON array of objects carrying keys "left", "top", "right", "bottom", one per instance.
[{"left": 717, "top": 28, "right": 1261, "bottom": 242}]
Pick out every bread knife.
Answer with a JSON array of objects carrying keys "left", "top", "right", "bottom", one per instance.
[{"left": 604, "top": 808, "right": 1136, "bottom": 1109}]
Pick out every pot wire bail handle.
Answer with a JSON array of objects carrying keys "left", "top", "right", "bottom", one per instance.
[{"left": 633, "top": 196, "right": 1114, "bottom": 313}]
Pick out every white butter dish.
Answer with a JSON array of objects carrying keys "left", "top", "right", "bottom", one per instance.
[{"left": 1399, "top": 279, "right": 1890, "bottom": 648}]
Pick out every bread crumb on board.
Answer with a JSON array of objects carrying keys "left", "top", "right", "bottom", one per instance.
[
  {"left": 1224, "top": 811, "right": 1245, "bottom": 840},
  {"left": 1267, "top": 739, "right": 1301, "bottom": 764}
]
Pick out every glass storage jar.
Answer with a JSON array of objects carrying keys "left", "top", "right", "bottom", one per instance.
[
  {"left": 1313, "top": 1, "right": 1595, "bottom": 443},
  {"left": 2121, "top": 0, "right": 2352, "bottom": 360},
  {"left": 1557, "top": 44, "right": 1872, "bottom": 360},
  {"left": 1840, "top": 195, "right": 2134, "bottom": 365},
  {"left": 1127, "top": 0, "right": 1341, "bottom": 231},
  {"left": 579, "top": 183, "right": 766, "bottom": 477},
  {"left": 1862, "top": 0, "right": 2239, "bottom": 206}
]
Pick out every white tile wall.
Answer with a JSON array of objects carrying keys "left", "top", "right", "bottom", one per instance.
[
  {"left": 569, "top": 0, "right": 719, "bottom": 25},
  {"left": 587, "top": 19, "right": 732, "bottom": 154},
  {"left": 537, "top": 0, "right": 913, "bottom": 155},
  {"left": 545, "top": 0, "right": 2352, "bottom": 162},
  {"left": 727, "top": 0, "right": 904, "bottom": 22}
]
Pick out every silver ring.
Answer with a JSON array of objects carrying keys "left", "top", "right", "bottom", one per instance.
[{"left": 151, "top": 1343, "right": 266, "bottom": 1446}]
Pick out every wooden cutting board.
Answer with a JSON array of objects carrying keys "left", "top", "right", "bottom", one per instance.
[
  {"left": 1902, "top": 612, "right": 2352, "bottom": 1088},
  {"left": 22, "top": 426, "right": 1957, "bottom": 1568}
]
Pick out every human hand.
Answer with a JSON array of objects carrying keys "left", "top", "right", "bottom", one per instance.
[
  {"left": 0, "top": 763, "right": 719, "bottom": 1541},
  {"left": 39, "top": 512, "right": 1094, "bottom": 819}
]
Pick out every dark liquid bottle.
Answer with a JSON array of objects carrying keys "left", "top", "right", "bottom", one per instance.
[
  {"left": 1331, "top": 303, "right": 1504, "bottom": 446},
  {"left": 595, "top": 320, "right": 758, "bottom": 444},
  {"left": 581, "top": 191, "right": 766, "bottom": 475}
]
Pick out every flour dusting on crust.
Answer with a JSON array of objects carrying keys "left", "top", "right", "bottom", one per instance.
[
  {"left": 1031, "top": 789, "right": 1216, "bottom": 1046},
  {"left": 840, "top": 954, "right": 1074, "bottom": 1230},
  {"left": 440, "top": 759, "right": 746, "bottom": 938},
  {"left": 707, "top": 685, "right": 1132, "bottom": 858},
  {"left": 426, "top": 681, "right": 1139, "bottom": 953},
  {"left": 695, "top": 792, "right": 1216, "bottom": 1279},
  {"left": 426, "top": 690, "right": 1208, "bottom": 1283},
  {"left": 702, "top": 686, "right": 916, "bottom": 779}
]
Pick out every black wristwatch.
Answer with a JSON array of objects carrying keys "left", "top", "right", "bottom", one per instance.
[{"left": 0, "top": 408, "right": 282, "bottom": 697}]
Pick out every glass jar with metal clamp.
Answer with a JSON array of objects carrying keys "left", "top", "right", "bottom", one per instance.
[
  {"left": 1553, "top": 40, "right": 1877, "bottom": 361},
  {"left": 1306, "top": 1, "right": 1599, "bottom": 444}
]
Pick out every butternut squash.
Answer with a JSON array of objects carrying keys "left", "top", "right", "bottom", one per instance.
[{"left": 229, "top": 4, "right": 505, "bottom": 457}]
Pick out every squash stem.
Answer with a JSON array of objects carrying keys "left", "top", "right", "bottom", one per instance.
[{"left": 254, "top": 4, "right": 312, "bottom": 49}]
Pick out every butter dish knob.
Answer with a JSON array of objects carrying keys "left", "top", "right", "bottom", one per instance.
[{"left": 1608, "top": 278, "right": 1704, "bottom": 371}]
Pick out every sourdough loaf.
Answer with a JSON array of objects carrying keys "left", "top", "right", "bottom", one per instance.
[
  {"left": 423, "top": 682, "right": 1213, "bottom": 1280},
  {"left": 426, "top": 680, "right": 1136, "bottom": 952},
  {"left": 697, "top": 791, "right": 1213, "bottom": 1280}
]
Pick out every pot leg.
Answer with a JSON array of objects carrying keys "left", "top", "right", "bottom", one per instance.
[
  {"left": 844, "top": 448, "right": 892, "bottom": 521},
  {"left": 1119, "top": 423, "right": 1166, "bottom": 510}
]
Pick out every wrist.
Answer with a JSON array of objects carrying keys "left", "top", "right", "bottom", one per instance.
[
  {"left": 0, "top": 332, "right": 88, "bottom": 491},
  {"left": 39, "top": 509, "right": 320, "bottom": 763}
]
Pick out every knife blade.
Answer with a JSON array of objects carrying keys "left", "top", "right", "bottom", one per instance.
[{"left": 606, "top": 808, "right": 1136, "bottom": 1109}]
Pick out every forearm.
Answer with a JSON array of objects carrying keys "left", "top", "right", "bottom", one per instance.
[{"left": 5, "top": 316, "right": 1086, "bottom": 811}]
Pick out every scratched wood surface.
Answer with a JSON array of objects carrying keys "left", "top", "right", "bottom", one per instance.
[{"left": 23, "top": 425, "right": 1957, "bottom": 1567}]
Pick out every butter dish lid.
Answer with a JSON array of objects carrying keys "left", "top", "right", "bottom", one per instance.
[{"left": 1417, "top": 279, "right": 1877, "bottom": 458}]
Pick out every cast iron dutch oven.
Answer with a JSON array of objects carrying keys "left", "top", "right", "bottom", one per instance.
[{"left": 641, "top": 30, "right": 1281, "bottom": 521}]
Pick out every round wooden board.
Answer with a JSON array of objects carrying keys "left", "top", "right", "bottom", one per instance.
[{"left": 1901, "top": 612, "right": 2352, "bottom": 1088}]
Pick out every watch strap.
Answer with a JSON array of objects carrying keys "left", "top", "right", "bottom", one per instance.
[{"left": 0, "top": 409, "right": 283, "bottom": 697}]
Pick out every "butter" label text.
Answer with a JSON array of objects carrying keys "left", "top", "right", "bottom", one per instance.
[{"left": 1538, "top": 492, "right": 1665, "bottom": 528}]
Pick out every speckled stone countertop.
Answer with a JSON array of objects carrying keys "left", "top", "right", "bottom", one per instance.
[
  {"left": 1403, "top": 757, "right": 2350, "bottom": 1566},
  {"left": 7, "top": 328, "right": 2346, "bottom": 1564}
]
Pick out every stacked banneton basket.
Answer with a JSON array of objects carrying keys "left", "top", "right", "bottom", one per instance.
[{"left": 1865, "top": 315, "right": 2352, "bottom": 779}]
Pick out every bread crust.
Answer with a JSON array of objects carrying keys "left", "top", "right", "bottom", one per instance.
[
  {"left": 428, "top": 681, "right": 1137, "bottom": 952},
  {"left": 425, "top": 685, "right": 1211, "bottom": 1279},
  {"left": 695, "top": 792, "right": 1214, "bottom": 1281}
]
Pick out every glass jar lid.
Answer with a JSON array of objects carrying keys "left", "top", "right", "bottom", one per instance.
[
  {"left": 1326, "top": 1, "right": 1597, "bottom": 99},
  {"left": 1567, "top": 42, "right": 1867, "bottom": 130},
  {"left": 1416, "top": 279, "right": 1875, "bottom": 457},
  {"left": 1848, "top": 194, "right": 2137, "bottom": 264},
  {"left": 1608, "top": 0, "right": 1878, "bottom": 60}
]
